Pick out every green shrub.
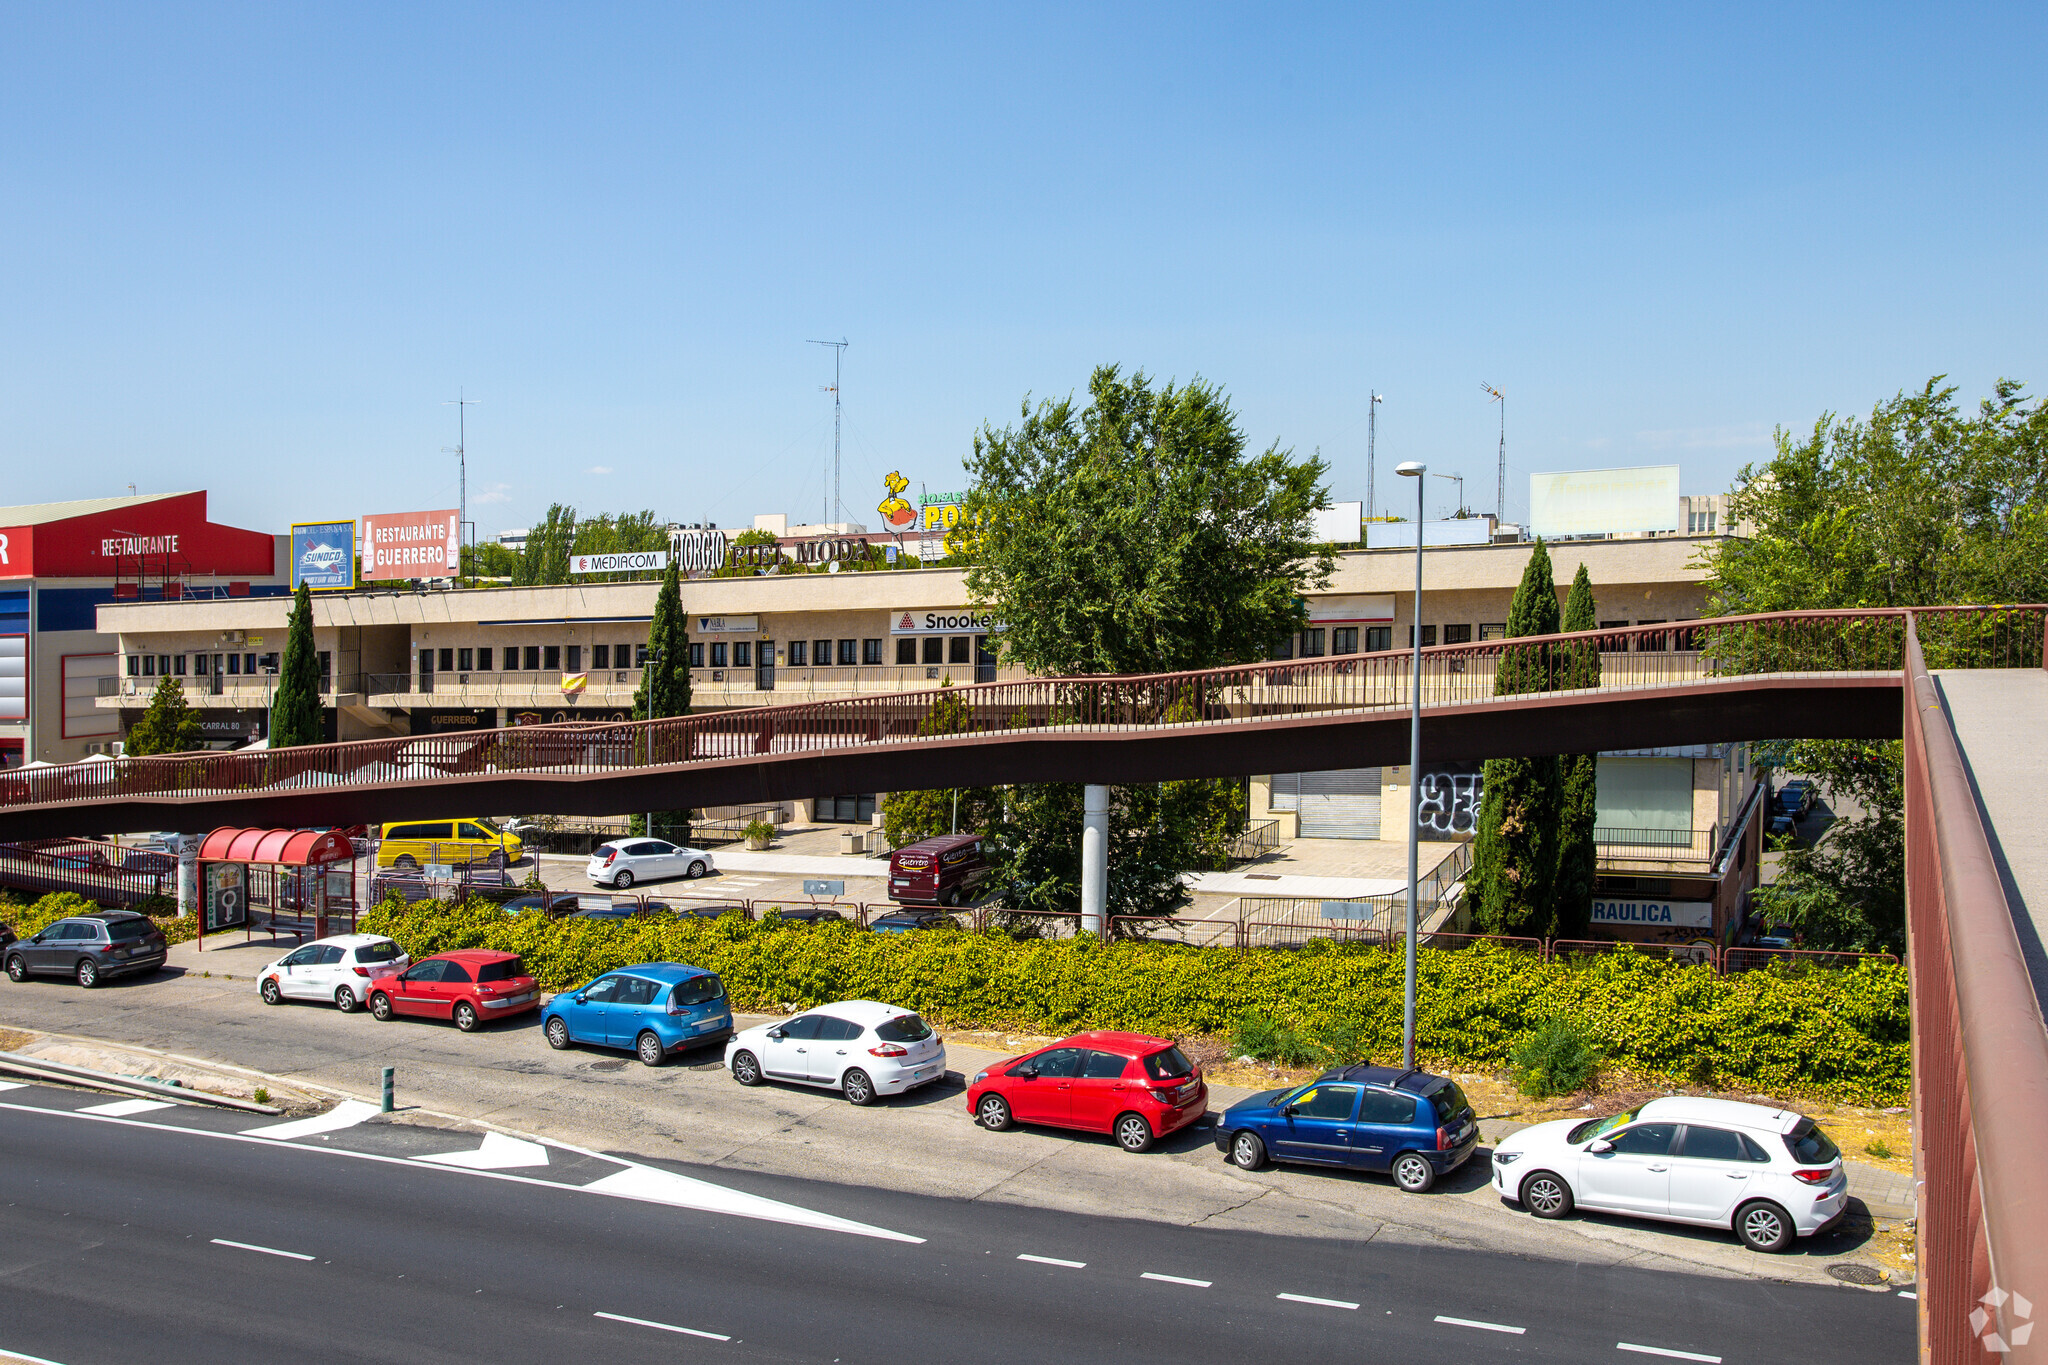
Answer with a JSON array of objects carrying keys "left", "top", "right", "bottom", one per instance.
[
  {"left": 355, "top": 902, "right": 1912, "bottom": 1105},
  {"left": 3, "top": 891, "right": 196, "bottom": 946},
  {"left": 1232, "top": 1014, "right": 1320, "bottom": 1068},
  {"left": 1510, "top": 1016, "right": 1603, "bottom": 1096},
  {"left": 1865, "top": 1138, "right": 1894, "bottom": 1160}
]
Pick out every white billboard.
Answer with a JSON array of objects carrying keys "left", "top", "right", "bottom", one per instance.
[
  {"left": 1309, "top": 501, "right": 1364, "bottom": 544},
  {"left": 1365, "top": 518, "right": 1494, "bottom": 550},
  {"left": 1529, "top": 466, "right": 1679, "bottom": 539}
]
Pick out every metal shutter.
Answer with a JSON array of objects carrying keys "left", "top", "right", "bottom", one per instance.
[{"left": 1297, "top": 768, "right": 1382, "bottom": 839}]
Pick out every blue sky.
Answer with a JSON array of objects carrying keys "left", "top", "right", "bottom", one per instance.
[{"left": 3, "top": 4, "right": 2041, "bottom": 536}]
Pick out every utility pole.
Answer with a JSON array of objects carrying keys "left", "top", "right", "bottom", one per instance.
[
  {"left": 443, "top": 390, "right": 479, "bottom": 572},
  {"left": 1481, "top": 383, "right": 1506, "bottom": 522},
  {"left": 1368, "top": 392, "right": 1383, "bottom": 519},
  {"left": 809, "top": 339, "right": 848, "bottom": 526}
]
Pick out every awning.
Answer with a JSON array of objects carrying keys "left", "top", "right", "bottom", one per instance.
[{"left": 198, "top": 827, "right": 354, "bottom": 866}]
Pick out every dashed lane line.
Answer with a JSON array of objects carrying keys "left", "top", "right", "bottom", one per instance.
[
  {"left": 211, "top": 1238, "right": 316, "bottom": 1262},
  {"left": 1278, "top": 1293, "right": 1359, "bottom": 1310},
  {"left": 594, "top": 1311, "right": 730, "bottom": 1342},
  {"left": 1618, "top": 1345, "right": 1722, "bottom": 1363},
  {"left": 1436, "top": 1315, "right": 1527, "bottom": 1335},
  {"left": 1018, "top": 1254, "right": 1087, "bottom": 1269},
  {"left": 77, "top": 1099, "right": 177, "bottom": 1117},
  {"left": 1141, "top": 1273, "right": 1213, "bottom": 1288}
]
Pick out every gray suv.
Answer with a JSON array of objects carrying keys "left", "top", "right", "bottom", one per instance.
[{"left": 5, "top": 912, "right": 168, "bottom": 988}]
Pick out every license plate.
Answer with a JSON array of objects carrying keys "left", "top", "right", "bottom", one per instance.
[{"left": 505, "top": 991, "right": 532, "bottom": 1004}]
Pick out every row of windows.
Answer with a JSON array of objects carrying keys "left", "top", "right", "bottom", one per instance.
[
  {"left": 693, "top": 636, "right": 990, "bottom": 670},
  {"left": 1271, "top": 619, "right": 1676, "bottom": 658},
  {"left": 128, "top": 651, "right": 305, "bottom": 677},
  {"left": 419, "top": 644, "right": 650, "bottom": 675}
]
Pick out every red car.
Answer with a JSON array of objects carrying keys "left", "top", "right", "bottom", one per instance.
[
  {"left": 966, "top": 1030, "right": 1207, "bottom": 1153},
  {"left": 367, "top": 950, "right": 539, "bottom": 1032}
]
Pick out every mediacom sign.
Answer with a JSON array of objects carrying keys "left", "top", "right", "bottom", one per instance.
[
  {"left": 362, "top": 509, "right": 459, "bottom": 577},
  {"left": 571, "top": 550, "right": 670, "bottom": 575}
]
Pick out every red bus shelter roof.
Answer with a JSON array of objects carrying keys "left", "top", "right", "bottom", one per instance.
[{"left": 198, "top": 827, "right": 353, "bottom": 866}]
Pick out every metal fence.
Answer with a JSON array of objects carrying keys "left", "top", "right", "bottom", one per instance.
[
  {"left": 0, "top": 839, "right": 172, "bottom": 907},
  {"left": 1225, "top": 819, "right": 1281, "bottom": 864}
]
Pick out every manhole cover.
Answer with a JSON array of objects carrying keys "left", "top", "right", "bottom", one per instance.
[
  {"left": 1828, "top": 1263, "right": 1887, "bottom": 1285},
  {"left": 586, "top": 1059, "right": 629, "bottom": 1072}
]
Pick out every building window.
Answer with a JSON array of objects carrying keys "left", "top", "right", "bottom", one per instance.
[
  {"left": 478, "top": 647, "right": 494, "bottom": 670},
  {"left": 710, "top": 642, "right": 728, "bottom": 667},
  {"left": 432, "top": 648, "right": 449, "bottom": 671},
  {"left": 1599, "top": 619, "right": 1628, "bottom": 630},
  {"left": 733, "top": 641, "right": 752, "bottom": 667},
  {"left": 260, "top": 653, "right": 279, "bottom": 673},
  {"left": 542, "top": 645, "right": 559, "bottom": 671},
  {"left": 592, "top": 644, "right": 609, "bottom": 670},
  {"left": 316, "top": 652, "right": 329, "bottom": 682},
  {"left": 1332, "top": 627, "right": 1358, "bottom": 655},
  {"left": 862, "top": 638, "right": 883, "bottom": 665},
  {"left": 788, "top": 640, "right": 807, "bottom": 666},
  {"left": 948, "top": 636, "right": 971, "bottom": 664},
  {"left": 1365, "top": 626, "right": 1392, "bottom": 652},
  {"left": 1268, "top": 634, "right": 1294, "bottom": 660},
  {"left": 565, "top": 645, "right": 581, "bottom": 671},
  {"left": 1409, "top": 625, "right": 1437, "bottom": 647},
  {"left": 838, "top": 639, "right": 857, "bottom": 666},
  {"left": 618, "top": 642, "right": 633, "bottom": 667},
  {"left": 635, "top": 644, "right": 649, "bottom": 666},
  {"left": 1479, "top": 623, "right": 1507, "bottom": 641},
  {"left": 1299, "top": 628, "right": 1325, "bottom": 658},
  {"left": 457, "top": 648, "right": 473, "bottom": 670},
  {"left": 227, "top": 654, "right": 241, "bottom": 676},
  {"left": 193, "top": 654, "right": 209, "bottom": 676},
  {"left": 245, "top": 653, "right": 258, "bottom": 674},
  {"left": 142, "top": 655, "right": 156, "bottom": 676},
  {"left": 171, "top": 654, "right": 186, "bottom": 676},
  {"left": 814, "top": 638, "right": 831, "bottom": 667},
  {"left": 523, "top": 645, "right": 541, "bottom": 671},
  {"left": 1270, "top": 773, "right": 1301, "bottom": 812},
  {"left": 921, "top": 636, "right": 944, "bottom": 665},
  {"left": 688, "top": 643, "right": 704, "bottom": 667},
  {"left": 1442, "top": 624, "right": 1473, "bottom": 645},
  {"left": 895, "top": 638, "right": 916, "bottom": 665},
  {"left": 127, "top": 654, "right": 139, "bottom": 676}
]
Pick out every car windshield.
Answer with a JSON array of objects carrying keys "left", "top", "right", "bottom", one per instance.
[
  {"left": 1429, "top": 1082, "right": 1469, "bottom": 1123},
  {"left": 1568, "top": 1109, "right": 1639, "bottom": 1143},
  {"left": 471, "top": 817, "right": 503, "bottom": 833},
  {"left": 1783, "top": 1120, "right": 1840, "bottom": 1165},
  {"left": 671, "top": 974, "right": 725, "bottom": 1006},
  {"left": 104, "top": 918, "right": 154, "bottom": 941},
  {"left": 475, "top": 958, "right": 526, "bottom": 983},
  {"left": 1143, "top": 1046, "right": 1193, "bottom": 1082},
  {"left": 355, "top": 940, "right": 404, "bottom": 962},
  {"left": 875, "top": 1014, "right": 933, "bottom": 1043},
  {"left": 594, "top": 844, "right": 620, "bottom": 858}
]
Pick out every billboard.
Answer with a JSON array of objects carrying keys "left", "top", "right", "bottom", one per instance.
[
  {"left": 570, "top": 550, "right": 669, "bottom": 575},
  {"left": 362, "top": 509, "right": 459, "bottom": 578},
  {"left": 890, "top": 608, "right": 1002, "bottom": 635},
  {"left": 290, "top": 520, "right": 357, "bottom": 591},
  {"left": 1364, "top": 518, "right": 1494, "bottom": 550},
  {"left": 1529, "top": 466, "right": 1680, "bottom": 539},
  {"left": 1309, "top": 502, "right": 1364, "bottom": 544}
]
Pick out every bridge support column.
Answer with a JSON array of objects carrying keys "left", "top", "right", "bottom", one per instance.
[{"left": 1080, "top": 784, "right": 1109, "bottom": 935}]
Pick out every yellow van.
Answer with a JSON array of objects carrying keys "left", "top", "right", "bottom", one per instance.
[{"left": 376, "top": 818, "right": 524, "bottom": 869}]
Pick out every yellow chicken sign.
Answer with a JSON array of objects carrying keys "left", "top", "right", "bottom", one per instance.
[{"left": 878, "top": 470, "right": 917, "bottom": 530}]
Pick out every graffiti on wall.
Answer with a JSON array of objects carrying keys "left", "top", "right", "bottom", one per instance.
[{"left": 1415, "top": 762, "right": 1484, "bottom": 840}]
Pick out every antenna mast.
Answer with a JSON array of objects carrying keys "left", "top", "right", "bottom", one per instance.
[
  {"left": 1481, "top": 383, "right": 1505, "bottom": 521},
  {"left": 443, "top": 389, "right": 479, "bottom": 570},
  {"left": 809, "top": 338, "right": 848, "bottom": 525},
  {"left": 1368, "top": 392, "right": 1383, "bottom": 518}
]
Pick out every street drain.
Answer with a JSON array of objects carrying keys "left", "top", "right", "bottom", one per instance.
[
  {"left": 587, "top": 1059, "right": 629, "bottom": 1072},
  {"left": 1828, "top": 1263, "right": 1886, "bottom": 1285}
]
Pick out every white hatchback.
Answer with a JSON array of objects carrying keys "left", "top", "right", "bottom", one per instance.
[
  {"left": 586, "top": 838, "right": 714, "bottom": 889},
  {"left": 258, "top": 934, "right": 410, "bottom": 1013},
  {"left": 1489, "top": 1095, "right": 1849, "bottom": 1252},
  {"left": 725, "top": 1000, "right": 948, "bottom": 1106}
]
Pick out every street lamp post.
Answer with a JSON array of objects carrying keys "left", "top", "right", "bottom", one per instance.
[{"left": 1395, "top": 460, "right": 1427, "bottom": 1070}]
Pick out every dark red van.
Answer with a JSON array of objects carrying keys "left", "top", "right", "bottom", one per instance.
[{"left": 888, "top": 833, "right": 990, "bottom": 906}]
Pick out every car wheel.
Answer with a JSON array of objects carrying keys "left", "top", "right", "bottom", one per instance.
[
  {"left": 5, "top": 955, "right": 26, "bottom": 983},
  {"left": 260, "top": 975, "right": 284, "bottom": 1005},
  {"left": 977, "top": 1094, "right": 1013, "bottom": 1131},
  {"left": 1114, "top": 1112, "right": 1155, "bottom": 1153},
  {"left": 1229, "top": 1130, "right": 1267, "bottom": 1170},
  {"left": 544, "top": 1016, "right": 571, "bottom": 1050},
  {"left": 943, "top": 887, "right": 961, "bottom": 907},
  {"left": 687, "top": 860, "right": 707, "bottom": 879},
  {"left": 614, "top": 870, "right": 634, "bottom": 889},
  {"left": 636, "top": 1031, "right": 666, "bottom": 1067},
  {"left": 395, "top": 854, "right": 418, "bottom": 869},
  {"left": 1736, "top": 1199, "right": 1794, "bottom": 1253},
  {"left": 1392, "top": 1151, "right": 1436, "bottom": 1193},
  {"left": 731, "top": 1049, "right": 764, "bottom": 1085},
  {"left": 369, "top": 992, "right": 394, "bottom": 1021},
  {"left": 76, "top": 958, "right": 99, "bottom": 989},
  {"left": 453, "top": 1002, "right": 479, "bottom": 1032},
  {"left": 842, "top": 1068, "right": 876, "bottom": 1106},
  {"left": 1521, "top": 1170, "right": 1574, "bottom": 1219},
  {"left": 333, "top": 985, "right": 359, "bottom": 1013}
]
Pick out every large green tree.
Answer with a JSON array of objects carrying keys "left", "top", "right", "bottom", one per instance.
[
  {"left": 270, "top": 581, "right": 324, "bottom": 748},
  {"left": 126, "top": 674, "right": 202, "bottom": 756},
  {"left": 632, "top": 557, "right": 693, "bottom": 841},
  {"left": 1468, "top": 540, "right": 1564, "bottom": 935},
  {"left": 1702, "top": 377, "right": 2048, "bottom": 952},
  {"left": 1551, "top": 562, "right": 1600, "bottom": 938}
]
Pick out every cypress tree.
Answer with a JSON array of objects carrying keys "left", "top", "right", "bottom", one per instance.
[
  {"left": 270, "top": 581, "right": 325, "bottom": 748},
  {"left": 127, "top": 674, "right": 202, "bottom": 756},
  {"left": 1552, "top": 562, "right": 1601, "bottom": 938},
  {"left": 632, "top": 557, "right": 692, "bottom": 839},
  {"left": 1468, "top": 540, "right": 1564, "bottom": 935}
]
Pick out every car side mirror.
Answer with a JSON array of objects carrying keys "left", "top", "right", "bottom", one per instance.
[
  {"left": 1282, "top": 1104, "right": 1298, "bottom": 1116},
  {"left": 766, "top": 1027, "right": 784, "bottom": 1040},
  {"left": 1014, "top": 1065, "right": 1038, "bottom": 1079},
  {"left": 1588, "top": 1139, "right": 1614, "bottom": 1154},
  {"left": 574, "top": 994, "right": 588, "bottom": 1005}
]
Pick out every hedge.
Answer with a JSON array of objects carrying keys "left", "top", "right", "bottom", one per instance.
[
  {"left": 0, "top": 892, "right": 196, "bottom": 946},
  {"left": 358, "top": 900, "right": 1911, "bottom": 1106}
]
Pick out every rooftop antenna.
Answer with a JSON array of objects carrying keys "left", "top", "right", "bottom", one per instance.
[
  {"left": 1367, "top": 392, "right": 1384, "bottom": 518},
  {"left": 809, "top": 338, "right": 848, "bottom": 526},
  {"left": 1481, "top": 383, "right": 1505, "bottom": 521},
  {"left": 443, "top": 389, "right": 479, "bottom": 569}
]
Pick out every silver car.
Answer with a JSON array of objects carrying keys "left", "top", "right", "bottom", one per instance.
[{"left": 585, "top": 838, "right": 713, "bottom": 889}]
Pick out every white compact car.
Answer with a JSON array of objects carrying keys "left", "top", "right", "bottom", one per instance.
[
  {"left": 725, "top": 1000, "right": 948, "bottom": 1106},
  {"left": 586, "top": 838, "right": 714, "bottom": 888},
  {"left": 1490, "top": 1095, "right": 1848, "bottom": 1252},
  {"left": 258, "top": 934, "right": 410, "bottom": 1013}
]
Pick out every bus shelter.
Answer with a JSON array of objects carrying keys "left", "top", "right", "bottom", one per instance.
[{"left": 195, "top": 827, "right": 358, "bottom": 948}]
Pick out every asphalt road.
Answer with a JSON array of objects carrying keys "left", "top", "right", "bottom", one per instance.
[{"left": 0, "top": 1087, "right": 1912, "bottom": 1365}]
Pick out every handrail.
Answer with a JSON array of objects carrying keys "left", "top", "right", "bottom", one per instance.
[{"left": 1903, "top": 614, "right": 2048, "bottom": 1362}]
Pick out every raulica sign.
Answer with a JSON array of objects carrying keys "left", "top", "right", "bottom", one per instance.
[{"left": 1591, "top": 898, "right": 1712, "bottom": 929}]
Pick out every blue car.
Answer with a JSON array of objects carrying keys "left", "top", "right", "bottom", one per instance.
[
  {"left": 1212, "top": 1064, "right": 1478, "bottom": 1192},
  {"left": 540, "top": 961, "right": 735, "bottom": 1067}
]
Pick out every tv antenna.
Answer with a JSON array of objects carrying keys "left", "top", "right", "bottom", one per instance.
[
  {"left": 1481, "top": 383, "right": 1505, "bottom": 521},
  {"left": 809, "top": 338, "right": 848, "bottom": 526},
  {"left": 1367, "top": 392, "right": 1384, "bottom": 518},
  {"left": 443, "top": 389, "right": 479, "bottom": 569}
]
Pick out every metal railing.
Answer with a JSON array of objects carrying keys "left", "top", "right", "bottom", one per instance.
[
  {"left": 0, "top": 839, "right": 173, "bottom": 906},
  {"left": 1225, "top": 819, "right": 1281, "bottom": 863},
  {"left": 9, "top": 604, "right": 2045, "bottom": 815},
  {"left": 1592, "top": 826, "right": 1719, "bottom": 861},
  {"left": 366, "top": 669, "right": 646, "bottom": 701}
]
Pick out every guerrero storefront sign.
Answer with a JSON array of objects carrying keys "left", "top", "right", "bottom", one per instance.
[
  {"left": 362, "top": 509, "right": 459, "bottom": 578},
  {"left": 1591, "top": 898, "right": 1713, "bottom": 929},
  {"left": 291, "top": 520, "right": 357, "bottom": 591},
  {"left": 889, "top": 609, "right": 1003, "bottom": 635}
]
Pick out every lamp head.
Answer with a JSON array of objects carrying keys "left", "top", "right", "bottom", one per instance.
[{"left": 1395, "top": 462, "right": 1426, "bottom": 477}]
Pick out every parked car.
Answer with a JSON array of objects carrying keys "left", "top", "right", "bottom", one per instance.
[
  {"left": 1489, "top": 1096, "right": 1847, "bottom": 1252},
  {"left": 585, "top": 838, "right": 713, "bottom": 888},
  {"left": 1212, "top": 1064, "right": 1477, "bottom": 1192},
  {"left": 495, "top": 893, "right": 594, "bottom": 916},
  {"left": 565, "top": 900, "right": 646, "bottom": 921},
  {"left": 648, "top": 901, "right": 751, "bottom": 922},
  {"left": 0, "top": 921, "right": 14, "bottom": 954},
  {"left": 376, "top": 818, "right": 524, "bottom": 870},
  {"left": 258, "top": 934, "right": 409, "bottom": 1012},
  {"left": 366, "top": 950, "right": 539, "bottom": 1031},
  {"left": 544, "top": 962, "right": 735, "bottom": 1066},
  {"left": 966, "top": 1031, "right": 1206, "bottom": 1152},
  {"left": 4, "top": 911, "right": 168, "bottom": 988},
  {"left": 887, "top": 833, "right": 989, "bottom": 907},
  {"left": 726, "top": 1000, "right": 947, "bottom": 1104},
  {"left": 869, "top": 908, "right": 957, "bottom": 933},
  {"left": 762, "top": 906, "right": 845, "bottom": 926},
  {"left": 1774, "top": 780, "right": 1817, "bottom": 817}
]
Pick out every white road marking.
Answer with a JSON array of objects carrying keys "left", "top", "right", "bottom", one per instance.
[
  {"left": 239, "top": 1099, "right": 381, "bottom": 1140},
  {"left": 0, "top": 1082, "right": 28, "bottom": 1092},
  {"left": 1899, "top": 1291, "right": 1918, "bottom": 1299},
  {"left": 1018, "top": 1254, "right": 1087, "bottom": 1268},
  {"left": 583, "top": 1164, "right": 924, "bottom": 1243},
  {"left": 1141, "top": 1272, "right": 1213, "bottom": 1288},
  {"left": 1279, "top": 1293, "right": 1359, "bottom": 1310},
  {"left": 1618, "top": 1345, "right": 1722, "bottom": 1363},
  {"left": 78, "top": 1099, "right": 176, "bottom": 1117},
  {"left": 211, "top": 1237, "right": 315, "bottom": 1262},
  {"left": 1437, "top": 1315, "right": 1527, "bottom": 1335},
  {"left": 416, "top": 1131, "right": 550, "bottom": 1170},
  {"left": 594, "top": 1311, "right": 729, "bottom": 1342},
  {"left": 0, "top": 1344, "right": 75, "bottom": 1364}
]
